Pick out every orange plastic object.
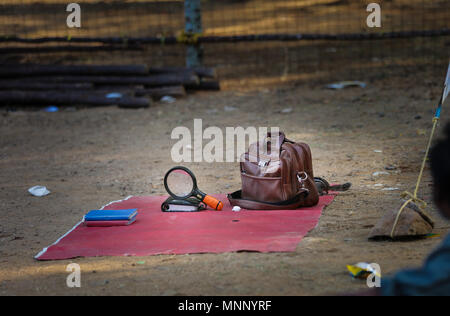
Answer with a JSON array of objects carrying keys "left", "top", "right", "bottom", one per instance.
[{"left": 203, "top": 195, "right": 224, "bottom": 210}]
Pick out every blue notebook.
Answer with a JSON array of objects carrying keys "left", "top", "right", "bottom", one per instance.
[{"left": 84, "top": 209, "right": 138, "bottom": 221}]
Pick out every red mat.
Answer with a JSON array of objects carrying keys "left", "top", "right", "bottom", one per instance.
[{"left": 35, "top": 194, "right": 336, "bottom": 260}]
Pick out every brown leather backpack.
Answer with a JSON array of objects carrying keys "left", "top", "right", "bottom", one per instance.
[{"left": 227, "top": 132, "right": 319, "bottom": 210}]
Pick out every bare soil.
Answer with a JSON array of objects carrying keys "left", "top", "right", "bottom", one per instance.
[{"left": 1, "top": 66, "right": 449, "bottom": 296}]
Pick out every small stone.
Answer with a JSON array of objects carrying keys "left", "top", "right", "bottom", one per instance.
[
  {"left": 232, "top": 206, "right": 241, "bottom": 212},
  {"left": 369, "top": 207, "right": 433, "bottom": 240}
]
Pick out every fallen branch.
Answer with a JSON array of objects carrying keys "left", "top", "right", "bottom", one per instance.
[
  {"left": 0, "top": 45, "right": 143, "bottom": 54},
  {"left": 0, "top": 82, "right": 94, "bottom": 90},
  {"left": 186, "top": 80, "right": 220, "bottom": 91},
  {"left": 0, "top": 64, "right": 149, "bottom": 77},
  {"left": 17, "top": 73, "right": 199, "bottom": 87},
  {"left": 0, "top": 91, "right": 150, "bottom": 108},
  {"left": 1, "top": 29, "right": 449, "bottom": 44},
  {"left": 149, "top": 67, "right": 217, "bottom": 79},
  {"left": 134, "top": 85, "right": 186, "bottom": 99}
]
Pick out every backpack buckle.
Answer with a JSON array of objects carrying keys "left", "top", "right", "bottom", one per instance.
[
  {"left": 258, "top": 160, "right": 270, "bottom": 167},
  {"left": 297, "top": 172, "right": 308, "bottom": 188}
]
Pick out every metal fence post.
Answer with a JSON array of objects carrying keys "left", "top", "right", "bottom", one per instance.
[{"left": 184, "top": 0, "right": 203, "bottom": 68}]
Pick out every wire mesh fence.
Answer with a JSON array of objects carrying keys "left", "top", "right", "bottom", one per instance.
[{"left": 0, "top": 0, "right": 449, "bottom": 87}]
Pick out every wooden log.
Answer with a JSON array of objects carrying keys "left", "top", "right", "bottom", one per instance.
[
  {"left": 0, "top": 45, "right": 143, "bottom": 54},
  {"left": 18, "top": 73, "right": 200, "bottom": 87},
  {"left": 0, "top": 82, "right": 94, "bottom": 90},
  {"left": 0, "top": 91, "right": 150, "bottom": 108},
  {"left": 185, "top": 80, "right": 221, "bottom": 91},
  {"left": 3, "top": 29, "right": 450, "bottom": 46},
  {"left": 94, "top": 85, "right": 144, "bottom": 95},
  {"left": 95, "top": 85, "right": 145, "bottom": 90},
  {"left": 94, "top": 88, "right": 135, "bottom": 97},
  {"left": 0, "top": 36, "right": 175, "bottom": 45},
  {"left": 134, "top": 85, "right": 186, "bottom": 99},
  {"left": 0, "top": 64, "right": 149, "bottom": 77},
  {"left": 95, "top": 85, "right": 186, "bottom": 100},
  {"left": 149, "top": 66, "right": 217, "bottom": 79}
]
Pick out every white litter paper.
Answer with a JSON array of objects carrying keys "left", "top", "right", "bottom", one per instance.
[
  {"left": 326, "top": 81, "right": 366, "bottom": 90},
  {"left": 224, "top": 106, "right": 237, "bottom": 112},
  {"left": 382, "top": 187, "right": 399, "bottom": 191},
  {"left": 280, "top": 108, "right": 293, "bottom": 114},
  {"left": 372, "top": 171, "right": 390, "bottom": 177},
  {"left": 161, "top": 96, "right": 176, "bottom": 103},
  {"left": 28, "top": 186, "right": 50, "bottom": 197}
]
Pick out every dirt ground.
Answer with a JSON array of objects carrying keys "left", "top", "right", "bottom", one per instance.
[{"left": 0, "top": 64, "right": 449, "bottom": 296}]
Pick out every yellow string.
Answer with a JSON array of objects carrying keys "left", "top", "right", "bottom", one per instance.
[{"left": 390, "top": 117, "right": 439, "bottom": 238}]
